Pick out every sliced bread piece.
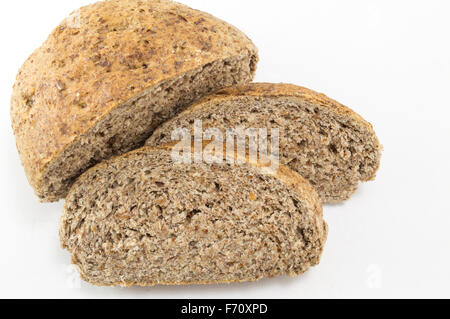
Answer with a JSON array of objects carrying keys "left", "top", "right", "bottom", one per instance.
[
  {"left": 59, "top": 146, "right": 327, "bottom": 287},
  {"left": 147, "top": 83, "right": 382, "bottom": 203},
  {"left": 11, "top": 0, "right": 258, "bottom": 202}
]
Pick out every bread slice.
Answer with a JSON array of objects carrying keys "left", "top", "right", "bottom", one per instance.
[
  {"left": 147, "top": 83, "right": 382, "bottom": 203},
  {"left": 10, "top": 0, "right": 258, "bottom": 202},
  {"left": 59, "top": 145, "right": 327, "bottom": 287}
]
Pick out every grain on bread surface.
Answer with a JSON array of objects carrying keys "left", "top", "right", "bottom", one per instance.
[
  {"left": 10, "top": 0, "right": 258, "bottom": 201},
  {"left": 60, "top": 145, "right": 327, "bottom": 287}
]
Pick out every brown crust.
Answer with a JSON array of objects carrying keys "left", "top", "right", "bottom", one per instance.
[
  {"left": 81, "top": 271, "right": 306, "bottom": 288},
  {"left": 10, "top": 0, "right": 257, "bottom": 196},
  {"left": 187, "top": 83, "right": 376, "bottom": 134}
]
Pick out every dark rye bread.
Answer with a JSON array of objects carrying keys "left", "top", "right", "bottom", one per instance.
[
  {"left": 59, "top": 146, "right": 327, "bottom": 287},
  {"left": 10, "top": 0, "right": 258, "bottom": 202},
  {"left": 147, "top": 83, "right": 382, "bottom": 203}
]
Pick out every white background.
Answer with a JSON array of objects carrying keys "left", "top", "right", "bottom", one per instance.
[{"left": 0, "top": 0, "right": 449, "bottom": 299}]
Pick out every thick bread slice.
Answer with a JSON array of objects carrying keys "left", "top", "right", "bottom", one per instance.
[
  {"left": 147, "top": 83, "right": 382, "bottom": 203},
  {"left": 10, "top": 0, "right": 258, "bottom": 202},
  {"left": 59, "top": 146, "right": 327, "bottom": 287}
]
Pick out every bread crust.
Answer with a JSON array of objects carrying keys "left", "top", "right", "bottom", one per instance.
[{"left": 10, "top": 0, "right": 257, "bottom": 199}]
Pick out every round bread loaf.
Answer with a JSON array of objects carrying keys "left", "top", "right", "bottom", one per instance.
[
  {"left": 147, "top": 83, "right": 382, "bottom": 203},
  {"left": 59, "top": 146, "right": 327, "bottom": 287},
  {"left": 11, "top": 0, "right": 258, "bottom": 202}
]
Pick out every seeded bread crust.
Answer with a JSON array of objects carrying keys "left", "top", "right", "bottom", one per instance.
[
  {"left": 147, "top": 83, "right": 382, "bottom": 203},
  {"left": 10, "top": 0, "right": 258, "bottom": 202},
  {"left": 60, "top": 145, "right": 327, "bottom": 287},
  {"left": 183, "top": 83, "right": 380, "bottom": 127}
]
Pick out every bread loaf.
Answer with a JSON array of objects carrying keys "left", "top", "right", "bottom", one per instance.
[
  {"left": 147, "top": 83, "right": 382, "bottom": 203},
  {"left": 10, "top": 0, "right": 258, "bottom": 202},
  {"left": 59, "top": 146, "right": 327, "bottom": 287}
]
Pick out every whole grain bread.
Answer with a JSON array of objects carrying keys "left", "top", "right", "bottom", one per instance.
[
  {"left": 147, "top": 83, "right": 382, "bottom": 203},
  {"left": 11, "top": 0, "right": 258, "bottom": 202},
  {"left": 59, "top": 145, "right": 327, "bottom": 287}
]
